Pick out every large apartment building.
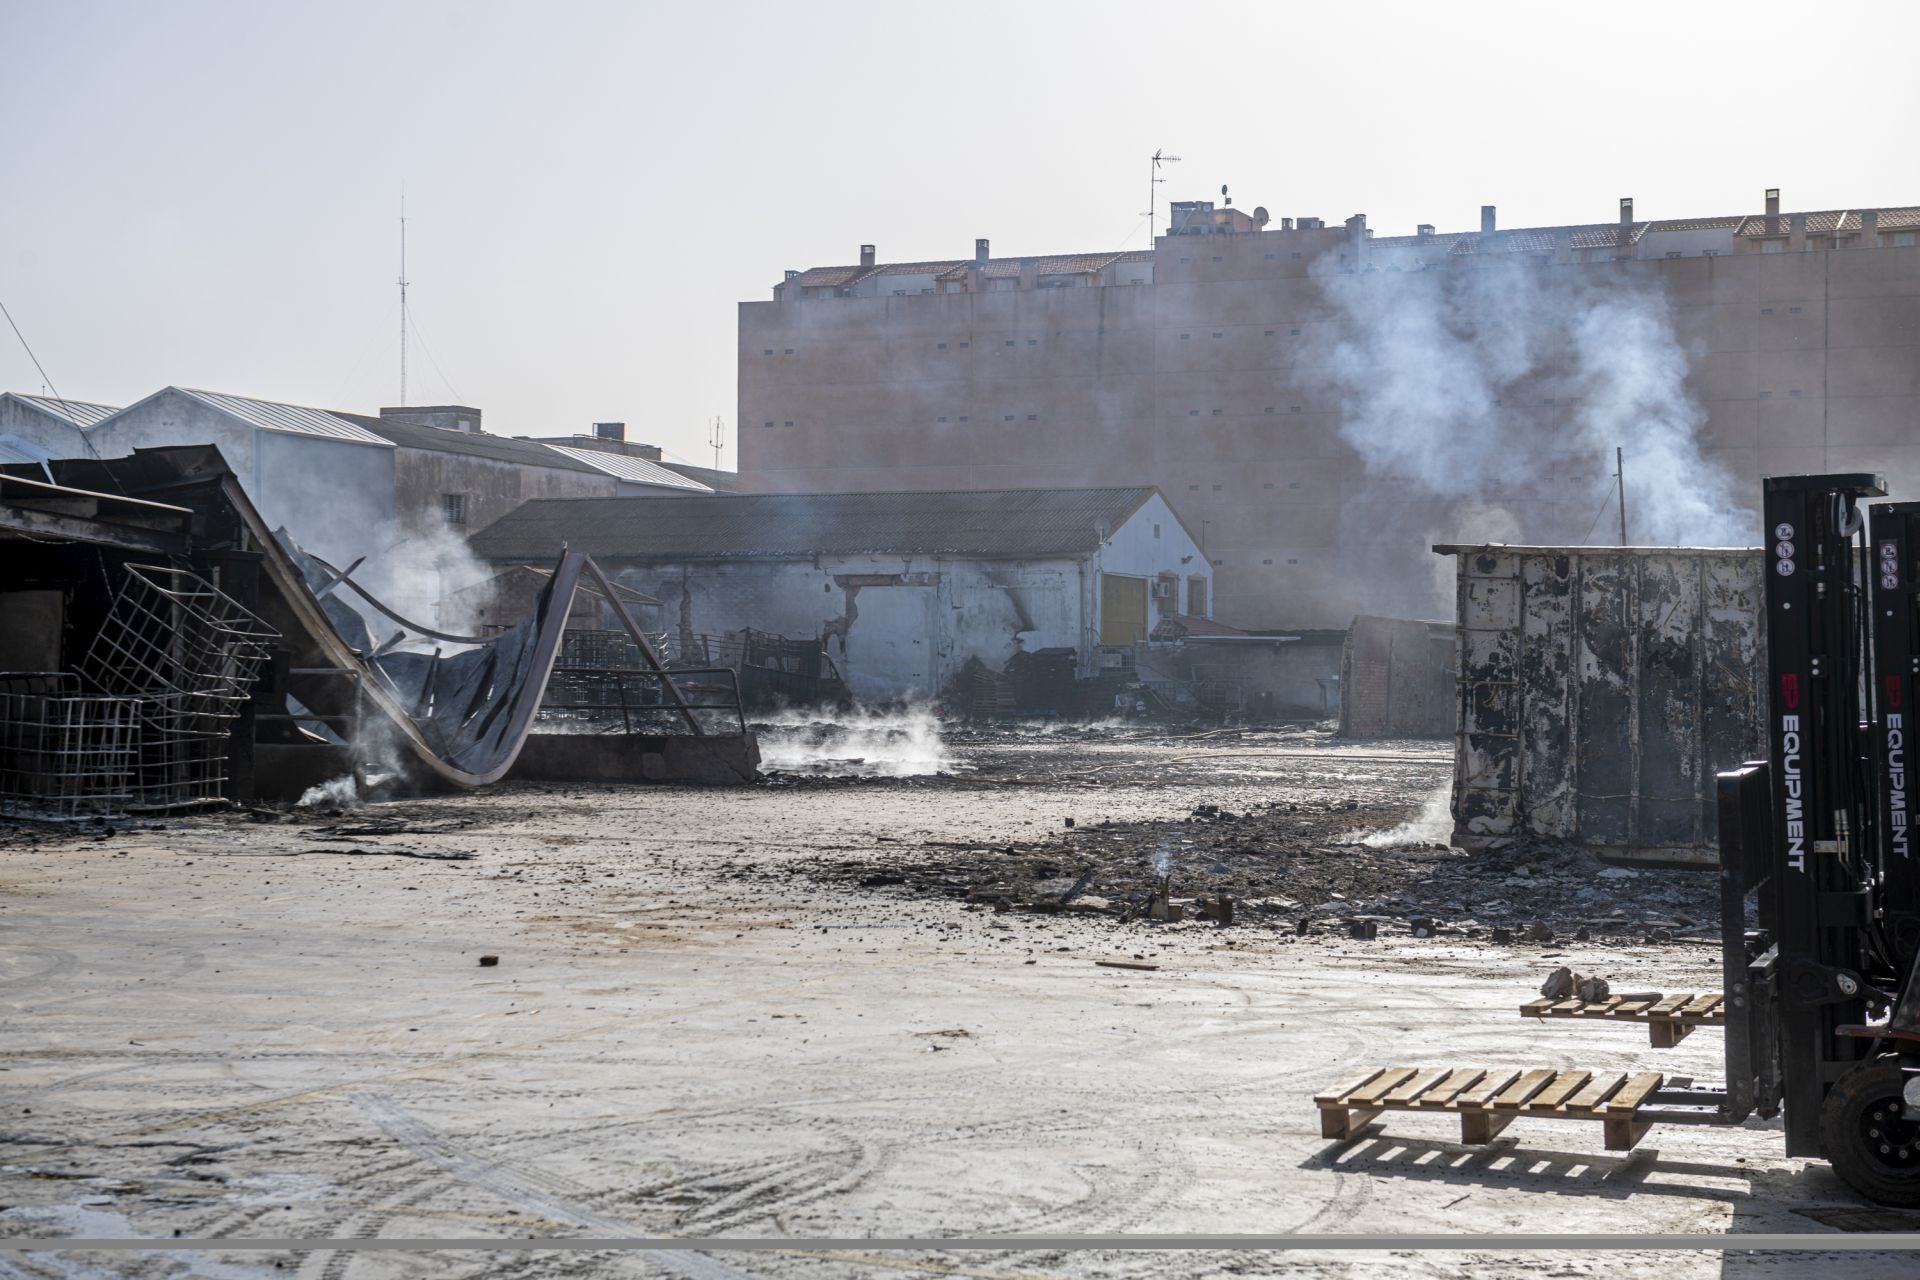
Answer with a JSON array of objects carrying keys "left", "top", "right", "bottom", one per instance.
[{"left": 738, "top": 192, "right": 1920, "bottom": 628}]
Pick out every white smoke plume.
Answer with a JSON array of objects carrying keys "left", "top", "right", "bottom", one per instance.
[
  {"left": 1307, "top": 248, "right": 1752, "bottom": 614},
  {"left": 372, "top": 518, "right": 500, "bottom": 639}
]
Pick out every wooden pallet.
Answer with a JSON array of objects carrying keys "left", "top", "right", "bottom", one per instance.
[
  {"left": 1314, "top": 1065, "right": 1665, "bottom": 1151},
  {"left": 1519, "top": 992, "right": 1726, "bottom": 1047}
]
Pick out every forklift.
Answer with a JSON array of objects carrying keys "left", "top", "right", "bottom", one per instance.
[{"left": 1313, "top": 473, "right": 1920, "bottom": 1205}]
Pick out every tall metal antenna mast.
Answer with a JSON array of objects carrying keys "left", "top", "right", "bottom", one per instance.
[
  {"left": 1148, "top": 150, "right": 1181, "bottom": 247},
  {"left": 708, "top": 415, "right": 726, "bottom": 470},
  {"left": 397, "top": 183, "right": 409, "bottom": 406}
]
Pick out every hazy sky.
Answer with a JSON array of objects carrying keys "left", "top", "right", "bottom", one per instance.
[{"left": 3, "top": 0, "right": 1914, "bottom": 470}]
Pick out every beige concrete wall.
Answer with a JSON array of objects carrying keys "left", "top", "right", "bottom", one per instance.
[
  {"left": 395, "top": 449, "right": 616, "bottom": 538},
  {"left": 740, "top": 230, "right": 1920, "bottom": 630}
]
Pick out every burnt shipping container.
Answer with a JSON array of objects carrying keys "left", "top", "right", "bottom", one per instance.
[{"left": 1436, "top": 543, "right": 1766, "bottom": 866}]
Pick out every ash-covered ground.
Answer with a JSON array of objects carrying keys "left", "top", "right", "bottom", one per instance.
[
  {"left": 762, "top": 716, "right": 1719, "bottom": 946},
  {"left": 5, "top": 709, "right": 1889, "bottom": 1280}
]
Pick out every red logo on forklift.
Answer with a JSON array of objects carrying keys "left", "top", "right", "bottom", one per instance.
[
  {"left": 1781, "top": 673, "right": 1800, "bottom": 710},
  {"left": 1889, "top": 675, "right": 1905, "bottom": 710}
]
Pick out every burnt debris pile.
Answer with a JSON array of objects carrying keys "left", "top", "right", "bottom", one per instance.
[{"left": 804, "top": 801, "right": 1721, "bottom": 942}]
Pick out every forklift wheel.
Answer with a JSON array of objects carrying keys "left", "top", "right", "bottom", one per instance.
[{"left": 1821, "top": 1058, "right": 1920, "bottom": 1206}]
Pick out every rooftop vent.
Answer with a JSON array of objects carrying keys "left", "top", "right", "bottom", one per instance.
[
  {"left": 1417, "top": 223, "right": 1435, "bottom": 236},
  {"left": 593, "top": 421, "right": 626, "bottom": 442},
  {"left": 859, "top": 244, "right": 876, "bottom": 268}
]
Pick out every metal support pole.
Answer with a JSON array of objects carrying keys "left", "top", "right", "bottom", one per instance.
[{"left": 581, "top": 557, "right": 703, "bottom": 736}]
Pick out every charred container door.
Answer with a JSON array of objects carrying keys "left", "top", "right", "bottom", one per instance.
[{"left": 1444, "top": 545, "right": 1766, "bottom": 862}]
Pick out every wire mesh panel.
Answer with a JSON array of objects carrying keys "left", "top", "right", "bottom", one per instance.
[
  {"left": 0, "top": 673, "right": 138, "bottom": 820},
  {"left": 77, "top": 565, "right": 278, "bottom": 810}
]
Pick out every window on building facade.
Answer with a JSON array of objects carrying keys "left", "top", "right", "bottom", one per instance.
[
  {"left": 1026, "top": 414, "right": 1038, "bottom": 421},
  {"left": 443, "top": 494, "right": 467, "bottom": 525},
  {"left": 1895, "top": 232, "right": 1918, "bottom": 247},
  {"left": 1762, "top": 240, "right": 1785, "bottom": 254},
  {"left": 1187, "top": 577, "right": 1209, "bottom": 616}
]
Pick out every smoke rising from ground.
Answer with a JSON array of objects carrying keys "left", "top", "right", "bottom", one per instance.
[
  {"left": 1306, "top": 250, "right": 1753, "bottom": 616},
  {"left": 380, "top": 519, "right": 499, "bottom": 637},
  {"left": 756, "top": 706, "right": 953, "bottom": 777}
]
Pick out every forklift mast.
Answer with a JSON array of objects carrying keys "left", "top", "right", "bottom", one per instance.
[
  {"left": 1740, "top": 474, "right": 1889, "bottom": 1155},
  {"left": 1870, "top": 501, "right": 1920, "bottom": 966}
]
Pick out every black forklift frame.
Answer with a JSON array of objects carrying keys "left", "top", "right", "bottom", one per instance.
[{"left": 1694, "top": 473, "right": 1903, "bottom": 1157}]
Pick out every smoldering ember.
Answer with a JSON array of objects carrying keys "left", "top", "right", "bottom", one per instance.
[{"left": 5, "top": 178, "right": 1920, "bottom": 1280}]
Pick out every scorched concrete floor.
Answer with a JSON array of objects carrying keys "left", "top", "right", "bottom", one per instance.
[{"left": 0, "top": 729, "right": 1909, "bottom": 1278}]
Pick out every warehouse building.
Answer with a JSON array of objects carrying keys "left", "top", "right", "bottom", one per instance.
[{"left": 469, "top": 486, "right": 1208, "bottom": 702}]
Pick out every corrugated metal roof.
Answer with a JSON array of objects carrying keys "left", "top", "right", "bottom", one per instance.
[
  {"left": 470, "top": 487, "right": 1159, "bottom": 562},
  {"left": 176, "top": 388, "right": 390, "bottom": 445},
  {"left": 540, "top": 444, "right": 714, "bottom": 491},
  {"left": 351, "top": 416, "right": 604, "bottom": 473},
  {"left": 3, "top": 393, "right": 120, "bottom": 428}
]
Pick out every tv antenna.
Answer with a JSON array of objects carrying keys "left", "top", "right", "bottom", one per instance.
[
  {"left": 397, "top": 183, "right": 410, "bottom": 406},
  {"left": 1147, "top": 150, "right": 1181, "bottom": 246},
  {"left": 708, "top": 415, "right": 726, "bottom": 470}
]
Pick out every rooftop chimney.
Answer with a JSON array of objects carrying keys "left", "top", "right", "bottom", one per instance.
[
  {"left": 1620, "top": 197, "right": 1633, "bottom": 223},
  {"left": 1417, "top": 223, "right": 1434, "bottom": 237},
  {"left": 593, "top": 421, "right": 626, "bottom": 442},
  {"left": 1766, "top": 187, "right": 1781, "bottom": 236},
  {"left": 975, "top": 238, "right": 989, "bottom": 263},
  {"left": 859, "top": 244, "right": 876, "bottom": 268},
  {"left": 1480, "top": 205, "right": 1496, "bottom": 234}
]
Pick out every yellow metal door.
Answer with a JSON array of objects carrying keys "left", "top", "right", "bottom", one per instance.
[{"left": 1099, "top": 574, "right": 1149, "bottom": 645}]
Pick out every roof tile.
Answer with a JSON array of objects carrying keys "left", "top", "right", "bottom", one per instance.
[{"left": 470, "top": 487, "right": 1161, "bottom": 561}]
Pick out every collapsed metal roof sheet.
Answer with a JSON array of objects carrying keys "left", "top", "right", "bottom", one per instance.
[
  {"left": 173, "top": 388, "right": 392, "bottom": 446},
  {"left": 469, "top": 487, "right": 1161, "bottom": 561},
  {"left": 540, "top": 443, "right": 714, "bottom": 491}
]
